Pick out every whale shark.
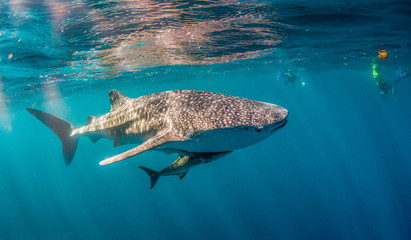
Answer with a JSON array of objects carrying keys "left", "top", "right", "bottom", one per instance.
[{"left": 27, "top": 90, "right": 288, "bottom": 167}]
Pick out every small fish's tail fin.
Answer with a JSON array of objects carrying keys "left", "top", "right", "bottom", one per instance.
[
  {"left": 26, "top": 108, "right": 78, "bottom": 165},
  {"left": 138, "top": 166, "right": 160, "bottom": 189}
]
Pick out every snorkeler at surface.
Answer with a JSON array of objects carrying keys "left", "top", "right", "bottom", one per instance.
[
  {"left": 372, "top": 50, "right": 409, "bottom": 98},
  {"left": 278, "top": 69, "right": 305, "bottom": 86},
  {"left": 372, "top": 57, "right": 391, "bottom": 98}
]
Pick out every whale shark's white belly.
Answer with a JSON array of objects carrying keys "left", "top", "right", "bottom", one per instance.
[{"left": 162, "top": 127, "right": 273, "bottom": 152}]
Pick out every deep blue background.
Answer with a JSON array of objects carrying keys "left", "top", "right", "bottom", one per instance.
[
  {"left": 1, "top": 0, "right": 411, "bottom": 239},
  {"left": 1, "top": 66, "right": 411, "bottom": 239}
]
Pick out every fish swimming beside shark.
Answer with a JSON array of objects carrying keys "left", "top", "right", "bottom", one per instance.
[
  {"left": 139, "top": 151, "right": 231, "bottom": 189},
  {"left": 27, "top": 90, "right": 288, "bottom": 187}
]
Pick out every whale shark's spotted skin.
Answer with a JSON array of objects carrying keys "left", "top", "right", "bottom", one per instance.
[{"left": 27, "top": 90, "right": 288, "bottom": 166}]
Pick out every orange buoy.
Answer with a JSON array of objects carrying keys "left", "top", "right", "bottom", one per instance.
[{"left": 378, "top": 50, "right": 387, "bottom": 60}]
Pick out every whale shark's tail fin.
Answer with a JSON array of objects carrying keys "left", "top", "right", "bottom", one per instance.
[
  {"left": 138, "top": 166, "right": 160, "bottom": 189},
  {"left": 26, "top": 108, "right": 78, "bottom": 165}
]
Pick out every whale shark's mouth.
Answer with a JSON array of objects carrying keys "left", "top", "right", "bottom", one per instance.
[{"left": 271, "top": 119, "right": 288, "bottom": 132}]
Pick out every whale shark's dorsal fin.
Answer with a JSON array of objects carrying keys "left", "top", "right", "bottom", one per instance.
[
  {"left": 86, "top": 115, "right": 96, "bottom": 125},
  {"left": 109, "top": 90, "right": 130, "bottom": 111}
]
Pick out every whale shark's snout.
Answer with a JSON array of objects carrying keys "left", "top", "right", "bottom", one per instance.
[
  {"left": 276, "top": 105, "right": 288, "bottom": 122},
  {"left": 267, "top": 105, "right": 288, "bottom": 132}
]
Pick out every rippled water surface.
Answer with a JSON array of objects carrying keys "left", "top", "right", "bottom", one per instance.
[
  {"left": 1, "top": 0, "right": 410, "bottom": 105},
  {"left": 1, "top": 0, "right": 411, "bottom": 239}
]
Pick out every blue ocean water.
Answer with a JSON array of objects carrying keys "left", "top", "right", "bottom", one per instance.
[{"left": 1, "top": 0, "right": 411, "bottom": 239}]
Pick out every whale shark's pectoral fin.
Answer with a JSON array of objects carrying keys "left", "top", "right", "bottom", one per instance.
[{"left": 99, "top": 132, "right": 182, "bottom": 165}]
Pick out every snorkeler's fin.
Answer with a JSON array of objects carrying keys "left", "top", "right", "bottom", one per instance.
[
  {"left": 138, "top": 166, "right": 160, "bottom": 189},
  {"left": 26, "top": 108, "right": 78, "bottom": 165},
  {"left": 394, "top": 68, "right": 409, "bottom": 86}
]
